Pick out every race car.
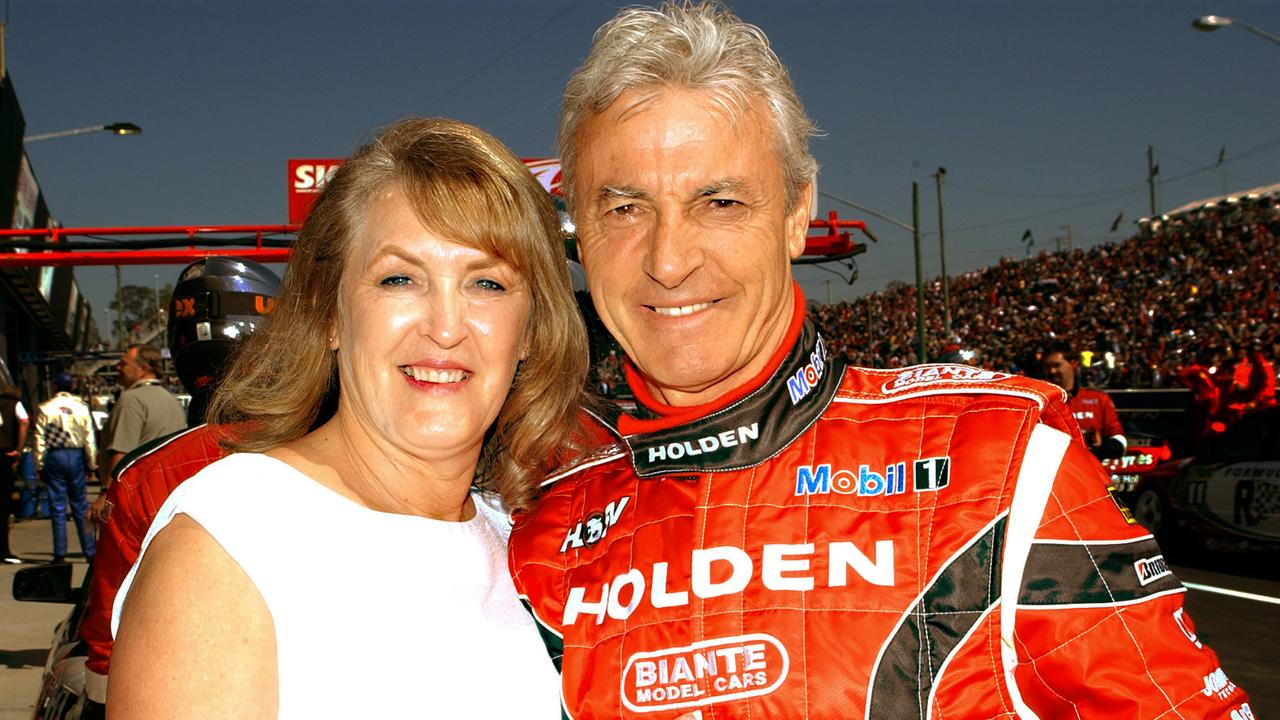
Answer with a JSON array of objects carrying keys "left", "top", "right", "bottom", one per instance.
[
  {"left": 1099, "top": 433, "right": 1173, "bottom": 493},
  {"left": 1127, "top": 406, "right": 1280, "bottom": 563}
]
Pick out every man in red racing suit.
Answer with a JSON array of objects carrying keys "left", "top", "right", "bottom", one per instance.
[
  {"left": 511, "top": 293, "right": 1251, "bottom": 719},
  {"left": 509, "top": 3, "right": 1249, "bottom": 718},
  {"left": 1042, "top": 341, "right": 1126, "bottom": 460}
]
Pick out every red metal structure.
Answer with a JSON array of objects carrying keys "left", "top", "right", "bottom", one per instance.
[
  {"left": 0, "top": 211, "right": 871, "bottom": 268},
  {"left": 0, "top": 225, "right": 295, "bottom": 267},
  {"left": 797, "top": 210, "right": 874, "bottom": 262}
]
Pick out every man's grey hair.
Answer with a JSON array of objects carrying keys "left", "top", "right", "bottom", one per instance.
[{"left": 558, "top": 1, "right": 819, "bottom": 212}]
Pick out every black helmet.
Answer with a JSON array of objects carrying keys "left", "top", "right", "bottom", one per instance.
[{"left": 168, "top": 257, "right": 281, "bottom": 396}]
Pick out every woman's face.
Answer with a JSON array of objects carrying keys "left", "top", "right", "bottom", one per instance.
[{"left": 332, "top": 186, "right": 531, "bottom": 464}]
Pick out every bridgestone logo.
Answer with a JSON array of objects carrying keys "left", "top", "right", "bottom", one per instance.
[
  {"left": 1134, "top": 554, "right": 1171, "bottom": 585},
  {"left": 645, "top": 423, "right": 760, "bottom": 464},
  {"left": 621, "top": 634, "right": 790, "bottom": 713}
]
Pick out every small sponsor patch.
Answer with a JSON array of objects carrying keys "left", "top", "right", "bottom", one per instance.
[
  {"left": 1107, "top": 485, "right": 1138, "bottom": 525},
  {"left": 621, "top": 634, "right": 789, "bottom": 713},
  {"left": 786, "top": 335, "right": 827, "bottom": 405},
  {"left": 1133, "top": 554, "right": 1171, "bottom": 586},
  {"left": 794, "top": 456, "right": 949, "bottom": 497},
  {"left": 560, "top": 495, "right": 630, "bottom": 553},
  {"left": 881, "top": 364, "right": 1012, "bottom": 394},
  {"left": 1202, "top": 666, "right": 1237, "bottom": 700}
]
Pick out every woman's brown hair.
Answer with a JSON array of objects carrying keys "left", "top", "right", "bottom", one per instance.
[{"left": 208, "top": 117, "right": 589, "bottom": 510}]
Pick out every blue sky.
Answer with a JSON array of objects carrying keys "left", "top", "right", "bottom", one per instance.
[{"left": 11, "top": 0, "right": 1280, "bottom": 327}]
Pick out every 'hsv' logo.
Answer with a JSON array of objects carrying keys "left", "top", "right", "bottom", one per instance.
[
  {"left": 786, "top": 335, "right": 827, "bottom": 405},
  {"left": 645, "top": 423, "right": 759, "bottom": 464},
  {"left": 560, "top": 496, "right": 630, "bottom": 553},
  {"left": 1133, "top": 554, "right": 1171, "bottom": 586},
  {"left": 794, "top": 456, "right": 950, "bottom": 497},
  {"left": 881, "top": 364, "right": 1011, "bottom": 394},
  {"left": 622, "top": 634, "right": 790, "bottom": 713}
]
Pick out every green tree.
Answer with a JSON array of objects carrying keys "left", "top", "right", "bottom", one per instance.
[{"left": 110, "top": 283, "right": 173, "bottom": 336}]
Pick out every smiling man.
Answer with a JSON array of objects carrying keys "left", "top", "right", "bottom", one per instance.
[{"left": 508, "top": 3, "right": 1250, "bottom": 719}]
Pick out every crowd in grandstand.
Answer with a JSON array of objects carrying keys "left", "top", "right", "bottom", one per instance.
[{"left": 813, "top": 195, "right": 1279, "bottom": 391}]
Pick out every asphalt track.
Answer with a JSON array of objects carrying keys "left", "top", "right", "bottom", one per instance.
[
  {"left": 2, "top": 512, "right": 1276, "bottom": 717},
  {"left": 1171, "top": 561, "right": 1280, "bottom": 716}
]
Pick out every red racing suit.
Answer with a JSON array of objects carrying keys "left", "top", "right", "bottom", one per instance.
[
  {"left": 1066, "top": 385, "right": 1125, "bottom": 454},
  {"left": 509, "top": 300, "right": 1251, "bottom": 719},
  {"left": 82, "top": 424, "right": 229, "bottom": 702}
]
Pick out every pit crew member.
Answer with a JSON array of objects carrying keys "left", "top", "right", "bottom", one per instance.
[{"left": 1042, "top": 340, "right": 1127, "bottom": 460}]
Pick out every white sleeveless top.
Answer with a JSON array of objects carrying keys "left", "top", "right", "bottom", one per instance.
[{"left": 114, "top": 453, "right": 560, "bottom": 718}]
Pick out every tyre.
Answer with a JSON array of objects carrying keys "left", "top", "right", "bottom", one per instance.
[
  {"left": 1132, "top": 486, "right": 1190, "bottom": 560},
  {"left": 1132, "top": 487, "right": 1165, "bottom": 537}
]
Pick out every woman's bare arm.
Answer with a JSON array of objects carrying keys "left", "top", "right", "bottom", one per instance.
[{"left": 108, "top": 514, "right": 278, "bottom": 719}]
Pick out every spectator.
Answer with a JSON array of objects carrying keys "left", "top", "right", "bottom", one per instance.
[
  {"left": 1241, "top": 342, "right": 1276, "bottom": 411},
  {"left": 1177, "top": 347, "right": 1221, "bottom": 451},
  {"left": 33, "top": 373, "right": 97, "bottom": 564},
  {"left": 91, "top": 344, "right": 187, "bottom": 521},
  {"left": 0, "top": 383, "right": 28, "bottom": 564}
]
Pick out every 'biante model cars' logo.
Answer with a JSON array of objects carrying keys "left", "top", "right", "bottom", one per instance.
[{"left": 621, "top": 634, "right": 790, "bottom": 713}]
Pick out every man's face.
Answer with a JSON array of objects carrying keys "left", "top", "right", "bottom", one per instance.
[
  {"left": 117, "top": 348, "right": 146, "bottom": 388},
  {"left": 570, "top": 87, "right": 811, "bottom": 406},
  {"left": 1042, "top": 352, "right": 1077, "bottom": 392}
]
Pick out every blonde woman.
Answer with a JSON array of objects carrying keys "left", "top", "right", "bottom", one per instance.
[{"left": 110, "top": 118, "right": 588, "bottom": 718}]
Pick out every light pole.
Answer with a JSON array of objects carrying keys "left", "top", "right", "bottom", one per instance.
[
  {"left": 932, "top": 167, "right": 951, "bottom": 337},
  {"left": 821, "top": 188, "right": 925, "bottom": 362},
  {"left": 24, "top": 122, "right": 142, "bottom": 143},
  {"left": 154, "top": 273, "right": 162, "bottom": 337},
  {"left": 116, "top": 266, "right": 125, "bottom": 349},
  {"left": 1192, "top": 15, "right": 1280, "bottom": 46},
  {"left": 912, "top": 182, "right": 926, "bottom": 364}
]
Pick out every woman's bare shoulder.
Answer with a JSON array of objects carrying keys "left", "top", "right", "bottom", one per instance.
[{"left": 109, "top": 514, "right": 278, "bottom": 720}]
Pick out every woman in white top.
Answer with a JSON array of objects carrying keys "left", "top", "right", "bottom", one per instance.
[{"left": 109, "top": 118, "right": 589, "bottom": 718}]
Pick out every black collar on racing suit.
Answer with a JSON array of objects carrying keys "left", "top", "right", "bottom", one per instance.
[{"left": 619, "top": 317, "right": 843, "bottom": 478}]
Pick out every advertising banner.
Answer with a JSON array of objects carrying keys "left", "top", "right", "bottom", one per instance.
[{"left": 287, "top": 159, "right": 343, "bottom": 225}]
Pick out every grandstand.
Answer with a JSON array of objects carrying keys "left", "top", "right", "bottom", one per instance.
[{"left": 809, "top": 186, "right": 1280, "bottom": 388}]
